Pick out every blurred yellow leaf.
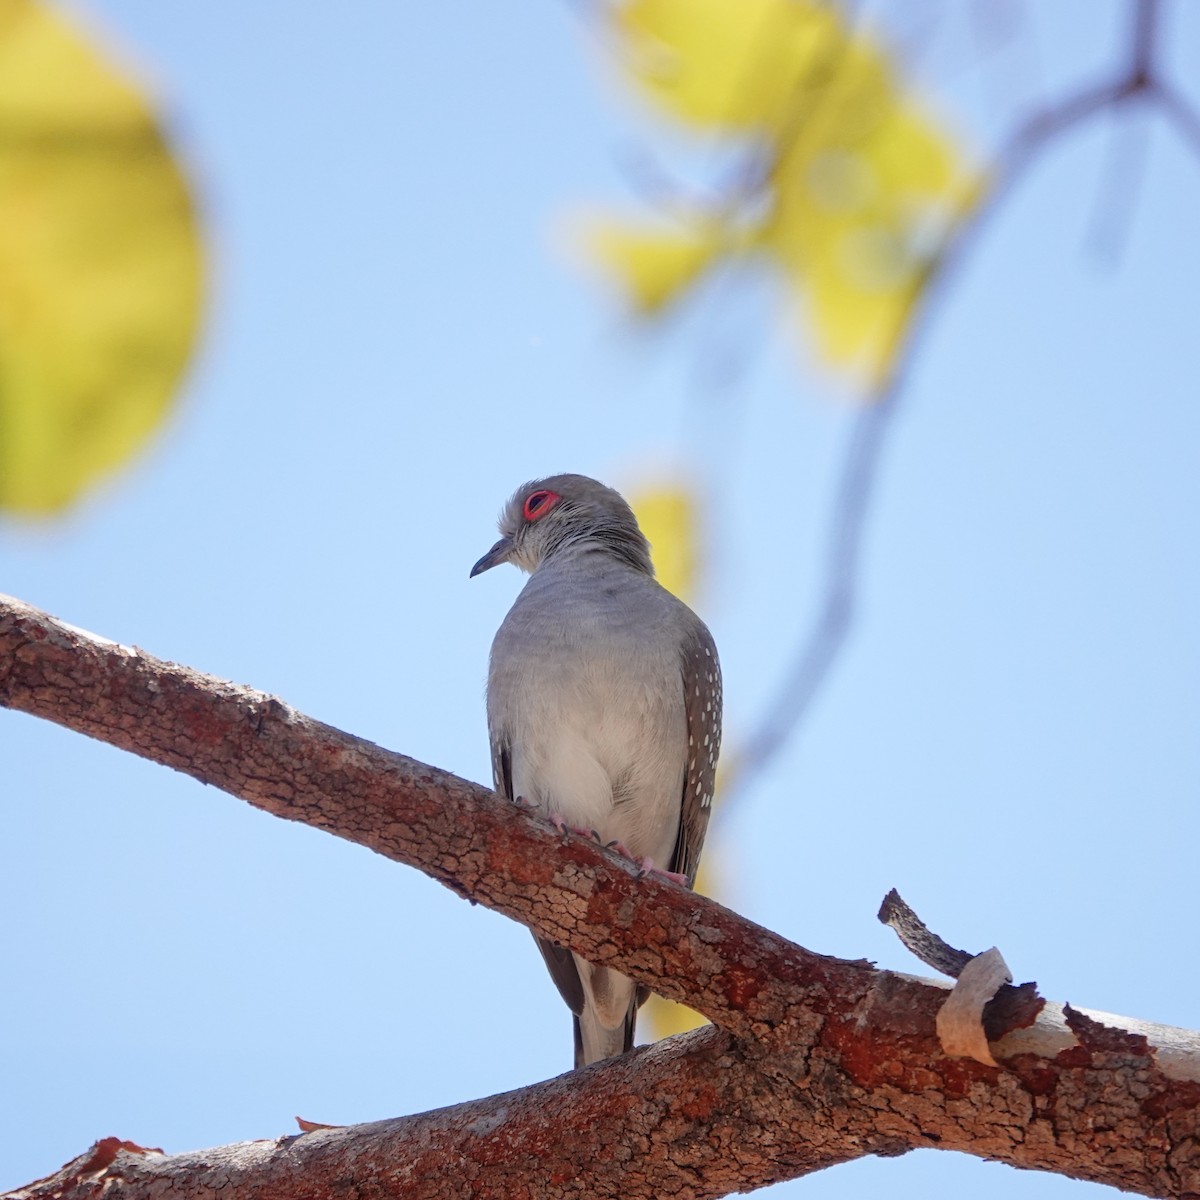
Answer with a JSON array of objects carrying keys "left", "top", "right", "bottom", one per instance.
[
  {"left": 583, "top": 0, "right": 978, "bottom": 390},
  {"left": 0, "top": 0, "right": 203, "bottom": 514},
  {"left": 630, "top": 482, "right": 697, "bottom": 600},
  {"left": 630, "top": 478, "right": 721, "bottom": 1043},
  {"left": 585, "top": 220, "right": 724, "bottom": 314},
  {"left": 618, "top": 0, "right": 841, "bottom": 132},
  {"left": 761, "top": 32, "right": 976, "bottom": 384}
]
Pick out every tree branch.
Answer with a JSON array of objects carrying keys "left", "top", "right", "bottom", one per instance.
[
  {"left": 4, "top": 591, "right": 1200, "bottom": 1200},
  {"left": 723, "top": 0, "right": 1200, "bottom": 806},
  {"left": 0, "top": 592, "right": 837, "bottom": 1045}
]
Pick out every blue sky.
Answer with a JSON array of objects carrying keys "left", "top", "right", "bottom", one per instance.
[{"left": 4, "top": 3, "right": 1199, "bottom": 1197}]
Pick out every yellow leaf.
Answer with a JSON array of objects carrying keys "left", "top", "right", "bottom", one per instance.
[
  {"left": 630, "top": 478, "right": 716, "bottom": 1044},
  {"left": 758, "top": 42, "right": 976, "bottom": 383},
  {"left": 585, "top": 219, "right": 723, "bottom": 313},
  {"left": 0, "top": 0, "right": 203, "bottom": 514},
  {"left": 587, "top": 0, "right": 979, "bottom": 390},
  {"left": 629, "top": 482, "right": 697, "bottom": 600},
  {"left": 617, "top": 0, "right": 842, "bottom": 133},
  {"left": 642, "top": 985, "right": 708, "bottom": 1041}
]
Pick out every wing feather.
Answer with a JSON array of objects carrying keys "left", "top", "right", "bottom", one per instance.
[
  {"left": 491, "top": 728, "right": 587, "bottom": 1016},
  {"left": 670, "top": 619, "right": 722, "bottom": 886}
]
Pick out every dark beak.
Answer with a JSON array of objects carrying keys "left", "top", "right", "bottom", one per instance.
[{"left": 470, "top": 536, "right": 513, "bottom": 578}]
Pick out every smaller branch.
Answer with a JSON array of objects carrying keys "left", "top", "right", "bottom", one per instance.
[
  {"left": 1086, "top": 100, "right": 1151, "bottom": 266},
  {"left": 880, "top": 891, "right": 1014, "bottom": 1066},
  {"left": 722, "top": 399, "right": 892, "bottom": 793},
  {"left": 722, "top": 23, "right": 1173, "bottom": 807},
  {"left": 878, "top": 888, "right": 974, "bottom": 978},
  {"left": 1154, "top": 81, "right": 1200, "bottom": 165},
  {"left": 9, "top": 1031, "right": 866, "bottom": 1200},
  {"left": 7, "top": 985, "right": 1200, "bottom": 1200},
  {"left": 1130, "top": 0, "right": 1160, "bottom": 91}
]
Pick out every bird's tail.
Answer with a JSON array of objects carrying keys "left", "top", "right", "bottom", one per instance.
[{"left": 574, "top": 1001, "right": 636, "bottom": 1069}]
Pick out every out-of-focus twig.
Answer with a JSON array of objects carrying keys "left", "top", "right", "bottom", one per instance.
[
  {"left": 1087, "top": 105, "right": 1150, "bottom": 266},
  {"left": 724, "top": 0, "right": 1200, "bottom": 807},
  {"left": 1156, "top": 81, "right": 1200, "bottom": 159}
]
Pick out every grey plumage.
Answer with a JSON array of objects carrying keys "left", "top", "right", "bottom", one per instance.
[{"left": 471, "top": 474, "right": 722, "bottom": 1068}]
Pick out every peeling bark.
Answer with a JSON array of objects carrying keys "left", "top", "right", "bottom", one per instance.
[{"left": 3, "top": 594, "right": 1200, "bottom": 1200}]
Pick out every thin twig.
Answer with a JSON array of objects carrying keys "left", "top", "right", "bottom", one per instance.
[
  {"left": 723, "top": 0, "right": 1188, "bottom": 806},
  {"left": 1155, "top": 81, "right": 1200, "bottom": 162},
  {"left": 1086, "top": 104, "right": 1150, "bottom": 267}
]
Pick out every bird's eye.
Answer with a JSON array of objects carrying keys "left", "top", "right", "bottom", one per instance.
[{"left": 523, "top": 489, "right": 560, "bottom": 522}]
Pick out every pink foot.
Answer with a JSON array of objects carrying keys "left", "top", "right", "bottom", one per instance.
[
  {"left": 635, "top": 857, "right": 688, "bottom": 887},
  {"left": 546, "top": 810, "right": 599, "bottom": 840},
  {"left": 601, "top": 838, "right": 688, "bottom": 886}
]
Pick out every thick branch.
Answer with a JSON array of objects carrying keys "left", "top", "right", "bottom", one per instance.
[
  {"left": 4, "top": 593, "right": 1200, "bottom": 1199},
  {"left": 0, "top": 593, "right": 832, "bottom": 1046},
  {"left": 8, "top": 994, "right": 1200, "bottom": 1200},
  {"left": 0, "top": 1029, "right": 904, "bottom": 1200}
]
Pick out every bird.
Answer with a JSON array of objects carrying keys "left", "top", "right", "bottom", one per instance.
[{"left": 470, "top": 473, "right": 722, "bottom": 1068}]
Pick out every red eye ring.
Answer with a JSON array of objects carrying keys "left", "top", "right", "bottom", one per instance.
[{"left": 523, "top": 489, "right": 561, "bottom": 522}]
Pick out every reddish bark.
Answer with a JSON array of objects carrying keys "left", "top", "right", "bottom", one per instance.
[{"left": 3, "top": 594, "right": 1199, "bottom": 1200}]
